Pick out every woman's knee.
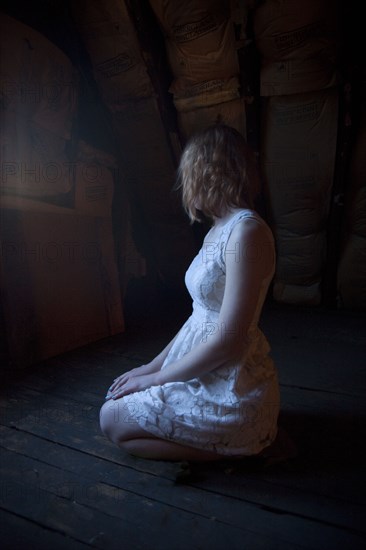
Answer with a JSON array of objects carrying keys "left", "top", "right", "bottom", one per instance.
[
  {"left": 99, "top": 398, "right": 144, "bottom": 445},
  {"left": 99, "top": 399, "right": 126, "bottom": 442}
]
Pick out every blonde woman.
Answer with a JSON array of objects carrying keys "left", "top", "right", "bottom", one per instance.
[{"left": 100, "top": 124, "right": 280, "bottom": 461}]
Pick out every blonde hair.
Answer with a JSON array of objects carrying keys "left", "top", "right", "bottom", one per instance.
[{"left": 177, "top": 124, "right": 260, "bottom": 224}]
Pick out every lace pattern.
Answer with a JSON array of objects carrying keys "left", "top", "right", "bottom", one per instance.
[{"left": 123, "top": 209, "right": 280, "bottom": 456}]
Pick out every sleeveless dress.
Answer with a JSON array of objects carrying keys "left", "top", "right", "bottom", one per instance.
[{"left": 123, "top": 209, "right": 280, "bottom": 456}]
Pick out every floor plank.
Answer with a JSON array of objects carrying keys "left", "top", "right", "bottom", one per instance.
[
  {"left": 1, "top": 302, "right": 366, "bottom": 549},
  {"left": 0, "top": 447, "right": 301, "bottom": 550},
  {"left": 1, "top": 426, "right": 364, "bottom": 550},
  {"left": 1, "top": 383, "right": 365, "bottom": 541},
  {"left": 0, "top": 508, "right": 92, "bottom": 550},
  {"left": 2, "top": 375, "right": 365, "bottom": 505}
]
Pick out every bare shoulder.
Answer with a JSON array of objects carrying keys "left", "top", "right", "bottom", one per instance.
[
  {"left": 227, "top": 216, "right": 275, "bottom": 274},
  {"left": 228, "top": 215, "right": 273, "bottom": 244}
]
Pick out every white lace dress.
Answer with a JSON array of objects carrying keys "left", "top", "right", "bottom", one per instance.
[{"left": 124, "top": 209, "right": 280, "bottom": 456}]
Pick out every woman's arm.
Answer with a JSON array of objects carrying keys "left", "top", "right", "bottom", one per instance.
[
  {"left": 108, "top": 218, "right": 275, "bottom": 399},
  {"left": 106, "top": 330, "right": 180, "bottom": 398},
  {"left": 156, "top": 218, "right": 275, "bottom": 384},
  {"left": 142, "top": 332, "right": 180, "bottom": 372}
]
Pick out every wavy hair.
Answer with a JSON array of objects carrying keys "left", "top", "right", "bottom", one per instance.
[{"left": 176, "top": 124, "right": 260, "bottom": 224}]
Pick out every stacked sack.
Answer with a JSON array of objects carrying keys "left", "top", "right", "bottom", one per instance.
[
  {"left": 0, "top": 14, "right": 124, "bottom": 366},
  {"left": 149, "top": 0, "right": 247, "bottom": 140},
  {"left": 254, "top": 0, "right": 340, "bottom": 305},
  {"left": 337, "top": 98, "right": 366, "bottom": 309},
  {"left": 0, "top": 13, "right": 78, "bottom": 202},
  {"left": 69, "top": 0, "right": 152, "bottom": 108},
  {"left": 71, "top": 0, "right": 196, "bottom": 287}
]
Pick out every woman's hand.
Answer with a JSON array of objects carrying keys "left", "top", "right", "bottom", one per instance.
[
  {"left": 108, "top": 365, "right": 149, "bottom": 392},
  {"left": 107, "top": 361, "right": 159, "bottom": 394},
  {"left": 105, "top": 371, "right": 160, "bottom": 400}
]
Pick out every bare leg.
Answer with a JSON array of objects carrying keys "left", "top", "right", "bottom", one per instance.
[
  {"left": 99, "top": 398, "right": 224, "bottom": 462},
  {"left": 119, "top": 437, "right": 224, "bottom": 461}
]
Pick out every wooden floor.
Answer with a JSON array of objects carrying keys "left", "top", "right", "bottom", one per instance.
[{"left": 1, "top": 298, "right": 365, "bottom": 549}]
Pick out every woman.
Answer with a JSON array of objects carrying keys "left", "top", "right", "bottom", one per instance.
[{"left": 100, "top": 124, "right": 280, "bottom": 461}]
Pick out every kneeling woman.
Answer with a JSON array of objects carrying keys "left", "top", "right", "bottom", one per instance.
[{"left": 100, "top": 124, "right": 280, "bottom": 461}]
